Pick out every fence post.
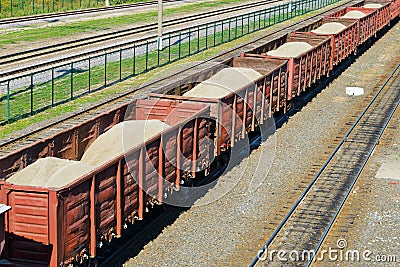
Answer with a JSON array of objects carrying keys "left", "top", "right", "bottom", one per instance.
[
  {"left": 30, "top": 73, "right": 33, "bottom": 115},
  {"left": 221, "top": 21, "right": 224, "bottom": 43},
  {"left": 205, "top": 25, "right": 208, "bottom": 49},
  {"left": 188, "top": 29, "right": 191, "bottom": 55},
  {"left": 7, "top": 80, "right": 10, "bottom": 123},
  {"left": 145, "top": 41, "right": 149, "bottom": 72},
  {"left": 241, "top": 15, "right": 244, "bottom": 35},
  {"left": 133, "top": 44, "right": 136, "bottom": 75},
  {"left": 119, "top": 48, "right": 122, "bottom": 80},
  {"left": 10, "top": 0, "right": 13, "bottom": 16},
  {"left": 213, "top": 22, "right": 216, "bottom": 47},
  {"left": 104, "top": 52, "right": 107, "bottom": 87},
  {"left": 228, "top": 19, "right": 231, "bottom": 41},
  {"left": 253, "top": 11, "right": 256, "bottom": 32},
  {"left": 51, "top": 67, "right": 54, "bottom": 106},
  {"left": 247, "top": 14, "right": 250, "bottom": 33},
  {"left": 197, "top": 26, "right": 200, "bottom": 52},
  {"left": 235, "top": 17, "right": 238, "bottom": 39},
  {"left": 157, "top": 40, "right": 160, "bottom": 66},
  {"left": 71, "top": 62, "right": 74, "bottom": 99},
  {"left": 168, "top": 33, "right": 171, "bottom": 63},
  {"left": 178, "top": 32, "right": 181, "bottom": 59},
  {"left": 88, "top": 56, "right": 91, "bottom": 93},
  {"left": 278, "top": 5, "right": 281, "bottom": 22}
]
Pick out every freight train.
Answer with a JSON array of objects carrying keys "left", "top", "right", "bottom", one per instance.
[{"left": 0, "top": 0, "right": 399, "bottom": 266}]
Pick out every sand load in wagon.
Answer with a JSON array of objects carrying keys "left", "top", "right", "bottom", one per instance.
[
  {"left": 182, "top": 67, "right": 263, "bottom": 98},
  {"left": 341, "top": 10, "right": 368, "bottom": 18},
  {"left": 363, "top": 3, "right": 383, "bottom": 8},
  {"left": 81, "top": 120, "right": 170, "bottom": 167},
  {"left": 311, "top": 22, "right": 347, "bottom": 34},
  {"left": 7, "top": 157, "right": 94, "bottom": 188},
  {"left": 266, "top": 42, "right": 314, "bottom": 58},
  {"left": 152, "top": 67, "right": 267, "bottom": 155},
  {"left": 245, "top": 32, "right": 331, "bottom": 99}
]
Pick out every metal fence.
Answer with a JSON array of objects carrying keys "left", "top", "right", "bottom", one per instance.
[
  {"left": 0, "top": 0, "right": 340, "bottom": 124},
  {"left": 0, "top": 0, "right": 140, "bottom": 17}
]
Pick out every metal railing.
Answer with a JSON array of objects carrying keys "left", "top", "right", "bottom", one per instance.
[
  {"left": 0, "top": 0, "right": 340, "bottom": 124},
  {"left": 0, "top": 0, "right": 106, "bottom": 17}
]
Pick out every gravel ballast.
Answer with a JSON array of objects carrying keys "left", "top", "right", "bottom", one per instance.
[{"left": 123, "top": 17, "right": 400, "bottom": 267}]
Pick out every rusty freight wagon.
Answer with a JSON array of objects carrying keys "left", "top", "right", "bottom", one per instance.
[
  {"left": 325, "top": 7, "right": 378, "bottom": 44},
  {"left": 295, "top": 18, "right": 359, "bottom": 66},
  {"left": 0, "top": 99, "right": 210, "bottom": 267},
  {"left": 389, "top": 0, "right": 400, "bottom": 18},
  {"left": 359, "top": 1, "right": 391, "bottom": 30},
  {"left": 243, "top": 32, "right": 331, "bottom": 101},
  {"left": 150, "top": 58, "right": 288, "bottom": 156}
]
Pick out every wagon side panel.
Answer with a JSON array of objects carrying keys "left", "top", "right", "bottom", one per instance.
[{"left": 4, "top": 189, "right": 52, "bottom": 265}]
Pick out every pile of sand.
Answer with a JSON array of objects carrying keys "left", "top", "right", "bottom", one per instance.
[
  {"left": 7, "top": 157, "right": 94, "bottom": 188},
  {"left": 183, "top": 68, "right": 263, "bottom": 99},
  {"left": 81, "top": 120, "right": 170, "bottom": 167},
  {"left": 363, "top": 3, "right": 382, "bottom": 8},
  {"left": 8, "top": 120, "right": 170, "bottom": 188},
  {"left": 311, "top": 22, "right": 347, "bottom": 34},
  {"left": 341, "top": 10, "right": 367, "bottom": 18},
  {"left": 266, "top": 42, "right": 314, "bottom": 58}
]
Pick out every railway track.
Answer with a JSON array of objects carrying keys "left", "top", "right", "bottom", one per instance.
[
  {"left": 0, "top": 0, "right": 352, "bottom": 159},
  {"left": 0, "top": 0, "right": 186, "bottom": 25},
  {"left": 249, "top": 63, "right": 400, "bottom": 267},
  {"left": 0, "top": 0, "right": 284, "bottom": 76}
]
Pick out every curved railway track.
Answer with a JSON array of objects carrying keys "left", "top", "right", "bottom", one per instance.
[
  {"left": 249, "top": 63, "right": 400, "bottom": 267},
  {"left": 0, "top": 0, "right": 186, "bottom": 25},
  {"left": 0, "top": 0, "right": 284, "bottom": 76},
  {"left": 0, "top": 1, "right": 352, "bottom": 158}
]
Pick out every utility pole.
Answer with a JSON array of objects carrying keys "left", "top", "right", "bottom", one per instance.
[{"left": 157, "top": 0, "right": 163, "bottom": 50}]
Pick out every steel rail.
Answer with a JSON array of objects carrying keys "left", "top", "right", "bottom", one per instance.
[
  {"left": 0, "top": 0, "right": 352, "bottom": 151},
  {"left": 248, "top": 63, "right": 400, "bottom": 267},
  {"left": 0, "top": 0, "right": 185, "bottom": 25},
  {"left": 0, "top": 0, "right": 281, "bottom": 69},
  {"left": 305, "top": 63, "right": 400, "bottom": 266}
]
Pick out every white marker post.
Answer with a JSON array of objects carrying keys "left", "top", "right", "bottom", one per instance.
[{"left": 157, "top": 0, "right": 163, "bottom": 50}]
